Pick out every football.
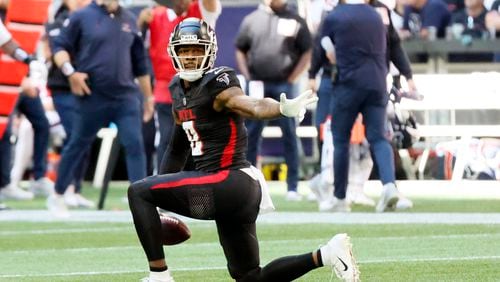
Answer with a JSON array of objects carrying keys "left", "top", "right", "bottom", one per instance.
[{"left": 160, "top": 214, "right": 191, "bottom": 245}]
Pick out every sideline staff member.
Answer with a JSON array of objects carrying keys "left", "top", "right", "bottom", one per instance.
[
  {"left": 321, "top": 0, "right": 401, "bottom": 212},
  {"left": 48, "top": 0, "right": 154, "bottom": 217},
  {"left": 235, "top": 0, "right": 312, "bottom": 201}
]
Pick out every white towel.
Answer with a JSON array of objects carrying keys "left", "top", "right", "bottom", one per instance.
[{"left": 240, "top": 166, "right": 275, "bottom": 214}]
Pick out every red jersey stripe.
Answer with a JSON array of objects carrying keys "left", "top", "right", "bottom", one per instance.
[
  {"left": 151, "top": 170, "right": 230, "bottom": 189},
  {"left": 220, "top": 118, "right": 236, "bottom": 168}
]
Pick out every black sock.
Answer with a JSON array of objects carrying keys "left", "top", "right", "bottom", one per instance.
[{"left": 149, "top": 266, "right": 168, "bottom": 272}]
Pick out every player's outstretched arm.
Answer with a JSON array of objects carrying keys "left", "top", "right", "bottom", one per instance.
[{"left": 215, "top": 87, "right": 317, "bottom": 121}]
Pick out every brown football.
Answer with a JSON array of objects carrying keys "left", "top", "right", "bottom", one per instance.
[{"left": 160, "top": 215, "right": 191, "bottom": 245}]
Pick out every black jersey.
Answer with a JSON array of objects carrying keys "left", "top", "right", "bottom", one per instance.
[{"left": 169, "top": 67, "right": 251, "bottom": 172}]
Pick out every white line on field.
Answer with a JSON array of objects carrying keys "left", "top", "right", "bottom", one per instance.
[
  {"left": 1, "top": 255, "right": 500, "bottom": 278},
  {"left": 2, "top": 210, "right": 500, "bottom": 224},
  {"left": 0, "top": 227, "right": 131, "bottom": 236},
  {"left": 2, "top": 232, "right": 500, "bottom": 255}
]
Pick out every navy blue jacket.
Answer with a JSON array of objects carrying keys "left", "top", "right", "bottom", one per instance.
[
  {"left": 321, "top": 4, "right": 387, "bottom": 93},
  {"left": 51, "top": 1, "right": 149, "bottom": 98}
]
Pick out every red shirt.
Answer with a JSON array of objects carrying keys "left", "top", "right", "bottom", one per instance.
[{"left": 149, "top": 1, "right": 202, "bottom": 104}]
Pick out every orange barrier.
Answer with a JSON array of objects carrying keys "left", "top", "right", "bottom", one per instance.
[
  {"left": 6, "top": 23, "right": 44, "bottom": 54},
  {"left": 5, "top": 0, "right": 51, "bottom": 25},
  {"left": 0, "top": 86, "right": 19, "bottom": 115}
]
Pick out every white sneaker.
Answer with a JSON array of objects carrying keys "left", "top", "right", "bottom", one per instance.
[
  {"left": 309, "top": 174, "right": 323, "bottom": 202},
  {"left": 396, "top": 195, "right": 413, "bottom": 210},
  {"left": 64, "top": 187, "right": 79, "bottom": 207},
  {"left": 0, "top": 184, "right": 34, "bottom": 200},
  {"left": 285, "top": 191, "right": 303, "bottom": 202},
  {"left": 320, "top": 197, "right": 351, "bottom": 213},
  {"left": 348, "top": 191, "right": 376, "bottom": 207},
  {"left": 347, "top": 184, "right": 375, "bottom": 207},
  {"left": 74, "top": 194, "right": 95, "bottom": 208},
  {"left": 375, "top": 183, "right": 399, "bottom": 213},
  {"left": 30, "top": 177, "right": 54, "bottom": 197},
  {"left": 320, "top": 233, "right": 360, "bottom": 282},
  {"left": 306, "top": 192, "right": 317, "bottom": 201},
  {"left": 47, "top": 194, "right": 70, "bottom": 218}
]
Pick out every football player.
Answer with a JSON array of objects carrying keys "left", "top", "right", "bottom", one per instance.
[{"left": 128, "top": 18, "right": 359, "bottom": 282}]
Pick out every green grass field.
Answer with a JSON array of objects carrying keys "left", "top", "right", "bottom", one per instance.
[{"left": 1, "top": 181, "right": 500, "bottom": 281}]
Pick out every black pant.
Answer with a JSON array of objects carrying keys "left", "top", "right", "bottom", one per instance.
[{"left": 128, "top": 169, "right": 318, "bottom": 281}]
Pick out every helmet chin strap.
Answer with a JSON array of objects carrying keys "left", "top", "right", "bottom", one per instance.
[{"left": 180, "top": 70, "right": 203, "bottom": 82}]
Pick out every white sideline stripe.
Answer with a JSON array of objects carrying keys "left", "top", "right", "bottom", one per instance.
[
  {"left": 1, "top": 255, "right": 500, "bottom": 278},
  {"left": 3, "top": 233, "right": 500, "bottom": 255},
  {"left": 0, "top": 227, "right": 131, "bottom": 236},
  {"left": 2, "top": 211, "right": 500, "bottom": 224}
]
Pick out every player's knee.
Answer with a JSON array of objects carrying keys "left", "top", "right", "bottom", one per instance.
[{"left": 127, "top": 179, "right": 148, "bottom": 203}]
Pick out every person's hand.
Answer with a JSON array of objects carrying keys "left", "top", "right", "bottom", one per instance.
[
  {"left": 279, "top": 89, "right": 318, "bottom": 122},
  {"left": 29, "top": 60, "right": 47, "bottom": 80},
  {"left": 20, "top": 76, "right": 39, "bottom": 98},
  {"left": 68, "top": 72, "right": 91, "bottom": 96},
  {"left": 137, "top": 7, "right": 153, "bottom": 27},
  {"left": 485, "top": 11, "right": 500, "bottom": 30},
  {"left": 406, "top": 78, "right": 417, "bottom": 93},
  {"left": 143, "top": 96, "right": 155, "bottom": 122},
  {"left": 398, "top": 29, "right": 412, "bottom": 40}
]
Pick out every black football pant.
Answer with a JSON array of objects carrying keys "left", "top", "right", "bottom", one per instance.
[{"left": 128, "top": 169, "right": 318, "bottom": 281}]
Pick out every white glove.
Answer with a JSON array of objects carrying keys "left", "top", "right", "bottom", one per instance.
[
  {"left": 279, "top": 89, "right": 318, "bottom": 122},
  {"left": 29, "top": 60, "right": 48, "bottom": 81}
]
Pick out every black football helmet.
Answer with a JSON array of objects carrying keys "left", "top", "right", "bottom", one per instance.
[{"left": 168, "top": 17, "right": 218, "bottom": 81}]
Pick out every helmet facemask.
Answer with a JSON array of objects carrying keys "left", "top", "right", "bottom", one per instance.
[{"left": 168, "top": 18, "right": 218, "bottom": 82}]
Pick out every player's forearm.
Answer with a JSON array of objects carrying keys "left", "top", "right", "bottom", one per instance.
[
  {"left": 1, "top": 40, "right": 19, "bottom": 57},
  {"left": 1, "top": 40, "right": 34, "bottom": 64},
  {"left": 159, "top": 126, "right": 190, "bottom": 174},
  {"left": 53, "top": 50, "right": 71, "bottom": 68},
  {"left": 238, "top": 97, "right": 281, "bottom": 120}
]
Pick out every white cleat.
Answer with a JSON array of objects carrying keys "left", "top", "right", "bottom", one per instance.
[
  {"left": 0, "top": 184, "right": 34, "bottom": 201},
  {"left": 47, "top": 194, "right": 70, "bottom": 218},
  {"left": 375, "top": 183, "right": 399, "bottom": 213},
  {"left": 140, "top": 269, "right": 175, "bottom": 282},
  {"left": 30, "top": 177, "right": 54, "bottom": 197},
  {"left": 321, "top": 233, "right": 360, "bottom": 282}
]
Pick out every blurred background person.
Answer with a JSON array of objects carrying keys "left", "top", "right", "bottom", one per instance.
[
  {"left": 0, "top": 16, "right": 52, "bottom": 203},
  {"left": 0, "top": 18, "right": 45, "bottom": 205},
  {"left": 320, "top": 0, "right": 402, "bottom": 212},
  {"left": 486, "top": 0, "right": 500, "bottom": 61},
  {"left": 399, "top": 0, "right": 451, "bottom": 40},
  {"left": 449, "top": 0, "right": 493, "bottom": 62},
  {"left": 48, "top": 0, "right": 154, "bottom": 217},
  {"left": 235, "top": 0, "right": 312, "bottom": 201},
  {"left": 44, "top": 0, "right": 94, "bottom": 208}
]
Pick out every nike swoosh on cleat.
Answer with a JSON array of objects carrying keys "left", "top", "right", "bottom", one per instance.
[{"left": 337, "top": 257, "right": 348, "bottom": 271}]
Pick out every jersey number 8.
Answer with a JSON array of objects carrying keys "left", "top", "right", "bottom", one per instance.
[{"left": 182, "top": 121, "right": 203, "bottom": 156}]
